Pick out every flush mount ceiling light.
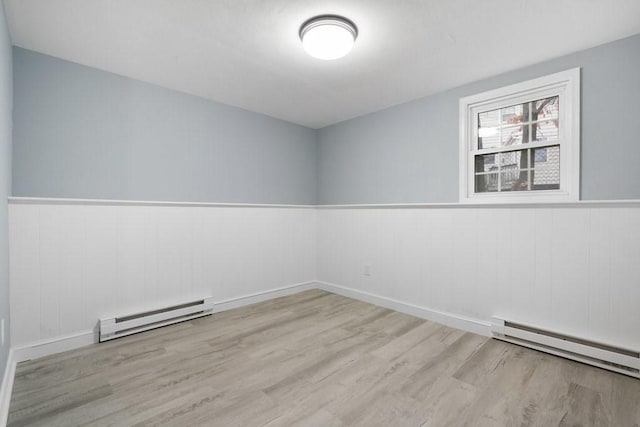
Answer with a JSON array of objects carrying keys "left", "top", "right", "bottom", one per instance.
[{"left": 299, "top": 15, "right": 358, "bottom": 60}]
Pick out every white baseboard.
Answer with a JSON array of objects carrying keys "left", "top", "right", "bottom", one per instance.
[
  {"left": 0, "top": 349, "right": 16, "bottom": 427},
  {"left": 12, "top": 330, "right": 97, "bottom": 364},
  {"left": 213, "top": 281, "right": 316, "bottom": 313},
  {"left": 314, "top": 281, "right": 492, "bottom": 337}
]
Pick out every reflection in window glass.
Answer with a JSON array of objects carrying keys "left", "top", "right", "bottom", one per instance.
[
  {"left": 474, "top": 148, "right": 551, "bottom": 193},
  {"left": 477, "top": 96, "right": 559, "bottom": 148}
]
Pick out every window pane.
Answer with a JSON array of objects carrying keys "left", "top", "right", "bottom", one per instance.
[
  {"left": 478, "top": 109, "right": 500, "bottom": 149},
  {"left": 474, "top": 153, "right": 499, "bottom": 192},
  {"left": 475, "top": 149, "right": 533, "bottom": 193},
  {"left": 475, "top": 173, "right": 498, "bottom": 193},
  {"left": 477, "top": 96, "right": 560, "bottom": 151},
  {"left": 478, "top": 131, "right": 500, "bottom": 149},
  {"left": 478, "top": 109, "right": 500, "bottom": 128},
  {"left": 500, "top": 150, "right": 524, "bottom": 168},
  {"left": 533, "top": 120, "right": 558, "bottom": 142},
  {"left": 501, "top": 125, "right": 525, "bottom": 146},
  {"left": 500, "top": 149, "right": 529, "bottom": 191},
  {"left": 533, "top": 145, "right": 560, "bottom": 190},
  {"left": 501, "top": 103, "right": 526, "bottom": 125},
  {"left": 534, "top": 147, "right": 547, "bottom": 162},
  {"left": 500, "top": 168, "right": 529, "bottom": 192},
  {"left": 535, "top": 96, "right": 559, "bottom": 121},
  {"left": 475, "top": 153, "right": 498, "bottom": 174}
]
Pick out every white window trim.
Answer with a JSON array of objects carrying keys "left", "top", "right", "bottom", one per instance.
[{"left": 459, "top": 68, "right": 581, "bottom": 204}]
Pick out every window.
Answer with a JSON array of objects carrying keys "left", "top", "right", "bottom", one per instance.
[{"left": 459, "top": 68, "right": 580, "bottom": 203}]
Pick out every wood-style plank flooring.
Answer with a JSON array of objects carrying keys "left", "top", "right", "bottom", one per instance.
[{"left": 8, "top": 290, "right": 640, "bottom": 426}]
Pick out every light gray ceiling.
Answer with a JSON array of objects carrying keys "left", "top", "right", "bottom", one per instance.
[{"left": 5, "top": 0, "right": 640, "bottom": 128}]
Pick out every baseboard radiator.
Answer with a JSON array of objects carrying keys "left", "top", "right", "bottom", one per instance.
[
  {"left": 99, "top": 298, "right": 214, "bottom": 342},
  {"left": 491, "top": 317, "right": 640, "bottom": 378}
]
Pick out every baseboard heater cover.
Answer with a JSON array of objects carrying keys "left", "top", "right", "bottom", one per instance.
[
  {"left": 491, "top": 317, "right": 640, "bottom": 379},
  {"left": 99, "top": 298, "right": 214, "bottom": 342}
]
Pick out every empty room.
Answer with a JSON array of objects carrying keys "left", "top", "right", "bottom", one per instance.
[{"left": 0, "top": 0, "right": 639, "bottom": 426}]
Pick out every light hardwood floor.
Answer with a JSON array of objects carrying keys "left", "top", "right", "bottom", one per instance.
[{"left": 8, "top": 290, "right": 640, "bottom": 426}]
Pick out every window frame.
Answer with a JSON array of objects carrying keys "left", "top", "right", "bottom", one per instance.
[{"left": 459, "top": 68, "right": 581, "bottom": 204}]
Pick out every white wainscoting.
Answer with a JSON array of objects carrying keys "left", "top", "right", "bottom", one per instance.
[
  {"left": 316, "top": 206, "right": 640, "bottom": 351},
  {"left": 9, "top": 202, "right": 316, "bottom": 349},
  {"left": 9, "top": 200, "right": 640, "bottom": 359}
]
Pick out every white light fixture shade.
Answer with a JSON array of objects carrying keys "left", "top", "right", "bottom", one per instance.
[{"left": 300, "top": 15, "right": 358, "bottom": 60}]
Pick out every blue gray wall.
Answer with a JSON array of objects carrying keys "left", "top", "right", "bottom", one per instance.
[
  {"left": 317, "top": 34, "right": 640, "bottom": 204},
  {"left": 13, "top": 48, "right": 317, "bottom": 205},
  {"left": 12, "top": 35, "right": 640, "bottom": 206},
  {"left": 0, "top": 1, "right": 12, "bottom": 383}
]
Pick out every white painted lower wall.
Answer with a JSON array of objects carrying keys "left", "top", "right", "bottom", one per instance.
[
  {"left": 9, "top": 202, "right": 317, "bottom": 349},
  {"left": 7, "top": 201, "right": 640, "bottom": 362},
  {"left": 316, "top": 205, "right": 640, "bottom": 351}
]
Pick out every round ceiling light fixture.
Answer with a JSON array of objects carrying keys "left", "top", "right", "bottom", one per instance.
[{"left": 299, "top": 15, "right": 358, "bottom": 60}]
